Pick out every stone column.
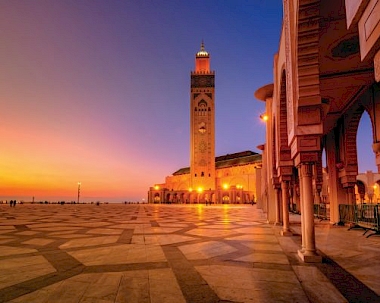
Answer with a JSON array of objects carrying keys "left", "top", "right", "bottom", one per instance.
[
  {"left": 274, "top": 188, "right": 281, "bottom": 225},
  {"left": 314, "top": 188, "right": 322, "bottom": 205},
  {"left": 298, "top": 163, "right": 322, "bottom": 263},
  {"left": 298, "top": 174, "right": 305, "bottom": 251},
  {"left": 281, "top": 181, "right": 292, "bottom": 236},
  {"left": 232, "top": 189, "right": 236, "bottom": 204},
  {"left": 325, "top": 131, "right": 346, "bottom": 223},
  {"left": 347, "top": 187, "right": 355, "bottom": 205},
  {"left": 294, "top": 183, "right": 301, "bottom": 213}
]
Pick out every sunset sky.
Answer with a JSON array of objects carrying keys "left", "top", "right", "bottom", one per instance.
[{"left": 0, "top": 1, "right": 376, "bottom": 202}]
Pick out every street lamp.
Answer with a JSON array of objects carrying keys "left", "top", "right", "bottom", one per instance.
[{"left": 77, "top": 182, "right": 81, "bottom": 204}]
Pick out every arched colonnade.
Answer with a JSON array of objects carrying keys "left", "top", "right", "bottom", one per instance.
[{"left": 256, "top": 0, "right": 380, "bottom": 262}]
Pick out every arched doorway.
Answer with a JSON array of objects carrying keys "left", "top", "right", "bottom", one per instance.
[{"left": 222, "top": 195, "right": 230, "bottom": 204}]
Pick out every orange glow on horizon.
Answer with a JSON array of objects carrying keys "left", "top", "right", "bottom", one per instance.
[{"left": 0, "top": 126, "right": 157, "bottom": 202}]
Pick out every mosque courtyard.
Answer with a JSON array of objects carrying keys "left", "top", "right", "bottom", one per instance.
[{"left": 0, "top": 203, "right": 379, "bottom": 303}]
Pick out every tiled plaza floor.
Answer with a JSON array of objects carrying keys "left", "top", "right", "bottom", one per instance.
[{"left": 0, "top": 204, "right": 379, "bottom": 303}]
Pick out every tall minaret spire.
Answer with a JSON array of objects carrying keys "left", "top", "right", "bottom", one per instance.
[
  {"left": 195, "top": 41, "right": 210, "bottom": 72},
  {"left": 190, "top": 43, "right": 215, "bottom": 194}
]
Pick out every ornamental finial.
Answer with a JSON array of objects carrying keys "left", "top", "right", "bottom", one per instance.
[{"left": 196, "top": 40, "right": 209, "bottom": 57}]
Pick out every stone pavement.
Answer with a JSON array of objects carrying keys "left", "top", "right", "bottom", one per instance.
[{"left": 0, "top": 204, "right": 379, "bottom": 303}]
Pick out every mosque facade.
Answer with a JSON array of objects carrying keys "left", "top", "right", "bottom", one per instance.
[{"left": 147, "top": 44, "right": 262, "bottom": 204}]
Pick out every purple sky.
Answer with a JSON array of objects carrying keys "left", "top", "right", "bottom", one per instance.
[{"left": 0, "top": 1, "right": 376, "bottom": 202}]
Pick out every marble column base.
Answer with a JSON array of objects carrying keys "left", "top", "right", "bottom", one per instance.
[
  {"left": 298, "top": 249, "right": 322, "bottom": 263},
  {"left": 280, "top": 229, "right": 292, "bottom": 236}
]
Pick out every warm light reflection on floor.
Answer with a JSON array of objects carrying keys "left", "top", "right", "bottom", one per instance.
[
  {"left": 197, "top": 204, "right": 204, "bottom": 220},
  {"left": 222, "top": 204, "right": 230, "bottom": 225}
]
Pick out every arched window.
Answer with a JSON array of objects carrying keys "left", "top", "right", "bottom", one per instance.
[{"left": 198, "top": 100, "right": 207, "bottom": 116}]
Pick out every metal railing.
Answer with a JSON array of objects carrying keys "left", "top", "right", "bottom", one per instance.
[
  {"left": 338, "top": 204, "right": 356, "bottom": 225},
  {"left": 313, "top": 203, "right": 329, "bottom": 221},
  {"left": 339, "top": 204, "right": 380, "bottom": 238}
]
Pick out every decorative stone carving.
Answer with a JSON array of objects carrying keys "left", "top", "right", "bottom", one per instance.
[
  {"left": 299, "top": 162, "right": 313, "bottom": 178},
  {"left": 375, "top": 50, "right": 380, "bottom": 82}
]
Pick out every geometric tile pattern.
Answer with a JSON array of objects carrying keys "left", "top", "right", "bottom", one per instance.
[{"left": 0, "top": 204, "right": 377, "bottom": 302}]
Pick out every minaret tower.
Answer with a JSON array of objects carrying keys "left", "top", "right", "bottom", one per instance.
[{"left": 190, "top": 42, "right": 215, "bottom": 192}]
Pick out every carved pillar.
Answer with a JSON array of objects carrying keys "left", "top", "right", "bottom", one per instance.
[
  {"left": 314, "top": 188, "right": 322, "bottom": 204},
  {"left": 298, "top": 172, "right": 305, "bottom": 251},
  {"left": 274, "top": 187, "right": 281, "bottom": 225},
  {"left": 159, "top": 191, "right": 163, "bottom": 203},
  {"left": 314, "top": 154, "right": 323, "bottom": 205},
  {"left": 281, "top": 181, "right": 292, "bottom": 235},
  {"left": 326, "top": 131, "right": 346, "bottom": 223},
  {"left": 231, "top": 189, "right": 236, "bottom": 204},
  {"left": 298, "top": 163, "right": 322, "bottom": 263},
  {"left": 294, "top": 183, "right": 301, "bottom": 213},
  {"left": 360, "top": 191, "right": 365, "bottom": 203}
]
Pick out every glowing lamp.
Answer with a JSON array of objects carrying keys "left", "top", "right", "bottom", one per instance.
[{"left": 260, "top": 113, "right": 269, "bottom": 121}]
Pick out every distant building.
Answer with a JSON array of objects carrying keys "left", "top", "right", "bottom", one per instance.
[
  {"left": 148, "top": 43, "right": 262, "bottom": 204},
  {"left": 321, "top": 170, "right": 380, "bottom": 204}
]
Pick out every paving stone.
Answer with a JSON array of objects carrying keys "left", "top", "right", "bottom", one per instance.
[{"left": 0, "top": 204, "right": 379, "bottom": 303}]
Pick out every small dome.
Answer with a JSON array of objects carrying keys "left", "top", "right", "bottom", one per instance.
[{"left": 196, "top": 41, "right": 209, "bottom": 57}]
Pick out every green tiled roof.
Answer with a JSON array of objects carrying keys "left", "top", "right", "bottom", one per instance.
[{"left": 172, "top": 151, "right": 261, "bottom": 175}]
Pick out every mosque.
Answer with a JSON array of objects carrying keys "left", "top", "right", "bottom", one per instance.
[{"left": 147, "top": 43, "right": 262, "bottom": 204}]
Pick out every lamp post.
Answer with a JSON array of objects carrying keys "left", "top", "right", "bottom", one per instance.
[{"left": 77, "top": 182, "right": 81, "bottom": 204}]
